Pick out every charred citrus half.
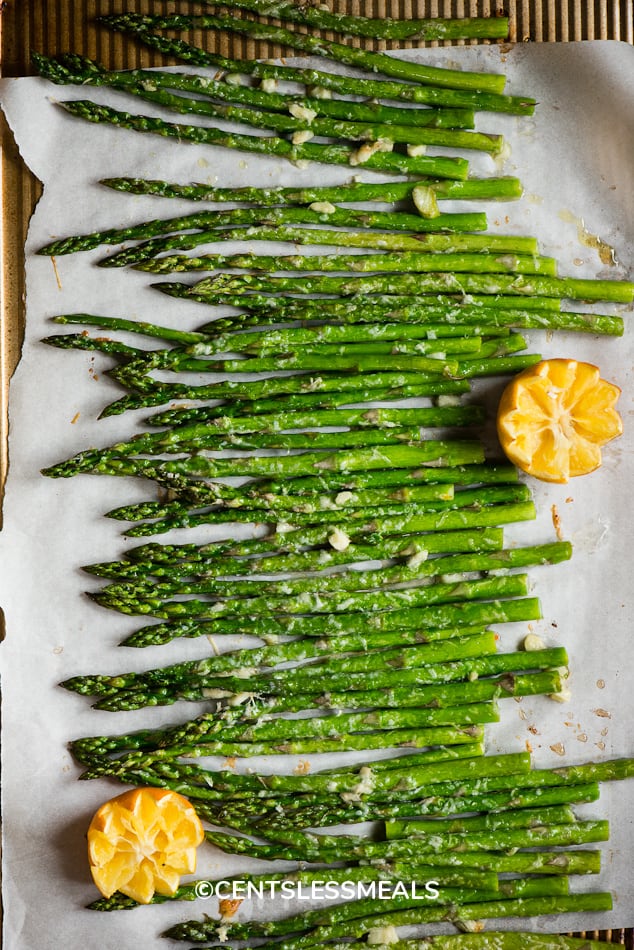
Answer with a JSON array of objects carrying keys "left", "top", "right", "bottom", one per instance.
[
  {"left": 87, "top": 787, "right": 204, "bottom": 903},
  {"left": 497, "top": 358, "right": 622, "bottom": 483}
]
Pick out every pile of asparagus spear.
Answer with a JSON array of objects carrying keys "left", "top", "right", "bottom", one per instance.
[{"left": 29, "top": 1, "right": 634, "bottom": 943}]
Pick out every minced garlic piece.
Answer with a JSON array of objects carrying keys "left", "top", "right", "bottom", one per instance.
[
  {"left": 349, "top": 139, "right": 394, "bottom": 166},
  {"left": 367, "top": 926, "right": 400, "bottom": 945},
  {"left": 308, "top": 85, "right": 333, "bottom": 99},
  {"left": 224, "top": 73, "right": 248, "bottom": 86},
  {"left": 523, "top": 633, "right": 546, "bottom": 651},
  {"left": 292, "top": 130, "right": 314, "bottom": 145},
  {"left": 289, "top": 103, "right": 317, "bottom": 123},
  {"left": 309, "top": 201, "right": 336, "bottom": 214},
  {"left": 328, "top": 528, "right": 351, "bottom": 551}
]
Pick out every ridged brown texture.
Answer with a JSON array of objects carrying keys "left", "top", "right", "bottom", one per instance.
[{"left": 0, "top": 0, "right": 633, "bottom": 501}]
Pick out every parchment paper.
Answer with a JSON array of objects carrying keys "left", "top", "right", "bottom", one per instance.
[{"left": 0, "top": 41, "right": 633, "bottom": 949}]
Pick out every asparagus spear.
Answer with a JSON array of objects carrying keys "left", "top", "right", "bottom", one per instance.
[
  {"left": 91, "top": 646, "right": 562, "bottom": 710},
  {"left": 34, "top": 55, "right": 478, "bottom": 129},
  {"left": 122, "top": 232, "right": 541, "bottom": 268},
  {"left": 155, "top": 291, "right": 560, "bottom": 316},
  {"left": 101, "top": 13, "right": 509, "bottom": 94},
  {"left": 67, "top": 630, "right": 499, "bottom": 696},
  {"left": 102, "top": 176, "right": 524, "bottom": 204},
  {"left": 386, "top": 807, "right": 582, "bottom": 838},
  {"left": 56, "top": 100, "right": 472, "bottom": 182},
  {"left": 118, "top": 507, "right": 514, "bottom": 559},
  {"left": 39, "top": 205, "right": 484, "bottom": 258},
  {"left": 46, "top": 422, "right": 488, "bottom": 472},
  {"left": 125, "top": 249, "right": 559, "bottom": 278},
  {"left": 163, "top": 893, "right": 613, "bottom": 943},
  {"left": 166, "top": 2, "right": 511, "bottom": 43},
  {"left": 121, "top": 595, "right": 540, "bottom": 646},
  {"left": 162, "top": 335, "right": 526, "bottom": 375},
  {"left": 76, "top": 407, "right": 487, "bottom": 471},
  {"left": 189, "top": 269, "right": 634, "bottom": 303},
  {"left": 44, "top": 440, "right": 487, "bottom": 479},
  {"left": 70, "top": 670, "right": 560, "bottom": 722},
  {"left": 86, "top": 524, "right": 506, "bottom": 581},
  {"left": 88, "top": 862, "right": 500, "bottom": 911},
  {"left": 330, "top": 938, "right": 617, "bottom": 950},
  {"left": 44, "top": 66, "right": 508, "bottom": 153},
  {"left": 91, "top": 572, "right": 531, "bottom": 619},
  {"left": 97, "top": 541, "right": 568, "bottom": 604},
  {"left": 86, "top": 747, "right": 525, "bottom": 786},
  {"left": 101, "top": 367, "right": 477, "bottom": 414},
  {"left": 111, "top": 464, "right": 516, "bottom": 512},
  {"left": 236, "top": 783, "right": 601, "bottom": 833},
  {"left": 163, "top": 880, "right": 569, "bottom": 942},
  {"left": 47, "top": 312, "right": 497, "bottom": 353},
  {"left": 105, "top": 479, "right": 457, "bottom": 523},
  {"left": 119, "top": 494, "right": 534, "bottom": 544},
  {"left": 63, "top": 626, "right": 491, "bottom": 697},
  {"left": 92, "top": 720, "right": 487, "bottom": 750},
  {"left": 90, "top": 27, "right": 536, "bottom": 114},
  {"left": 208, "top": 820, "right": 610, "bottom": 864}
]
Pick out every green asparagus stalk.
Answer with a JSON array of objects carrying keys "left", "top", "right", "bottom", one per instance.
[
  {"left": 70, "top": 671, "right": 560, "bottom": 726},
  {"left": 104, "top": 404, "right": 489, "bottom": 447},
  {"left": 165, "top": 880, "right": 569, "bottom": 943},
  {"left": 330, "top": 937, "right": 617, "bottom": 950},
  {"left": 98, "top": 541, "right": 568, "bottom": 605},
  {"left": 114, "top": 463, "right": 516, "bottom": 511},
  {"left": 163, "top": 893, "right": 613, "bottom": 943},
  {"left": 89, "top": 28, "right": 536, "bottom": 114},
  {"left": 161, "top": 2, "right": 511, "bottom": 43},
  {"left": 46, "top": 422, "right": 487, "bottom": 473},
  {"left": 88, "top": 862, "right": 500, "bottom": 911},
  {"left": 91, "top": 646, "right": 562, "bottom": 710},
  {"left": 85, "top": 747, "right": 525, "bottom": 787},
  {"left": 157, "top": 290, "right": 561, "bottom": 316},
  {"left": 106, "top": 480, "right": 458, "bottom": 522},
  {"left": 56, "top": 100, "right": 472, "bottom": 184},
  {"left": 164, "top": 335, "right": 525, "bottom": 376},
  {"left": 86, "top": 521, "right": 505, "bottom": 577},
  {"left": 34, "top": 55, "right": 479, "bottom": 129},
  {"left": 124, "top": 498, "right": 536, "bottom": 551},
  {"left": 119, "top": 290, "right": 623, "bottom": 335},
  {"left": 189, "top": 269, "right": 634, "bottom": 303},
  {"left": 102, "top": 176, "right": 524, "bottom": 205},
  {"left": 131, "top": 249, "right": 559, "bottom": 278},
  {"left": 101, "top": 13, "right": 509, "bottom": 94},
  {"left": 120, "top": 508, "right": 509, "bottom": 560},
  {"left": 104, "top": 479, "right": 524, "bottom": 529},
  {"left": 47, "top": 313, "right": 493, "bottom": 356},
  {"left": 123, "top": 232, "right": 541, "bottom": 268},
  {"left": 91, "top": 572, "right": 530, "bottom": 619},
  {"left": 385, "top": 805, "right": 581, "bottom": 838},
  {"left": 40, "top": 204, "right": 485, "bottom": 259},
  {"left": 102, "top": 366, "right": 478, "bottom": 413},
  {"left": 44, "top": 440, "right": 486, "bottom": 479},
  {"left": 48, "top": 69, "right": 508, "bottom": 153},
  {"left": 220, "top": 819, "right": 610, "bottom": 864},
  {"left": 242, "top": 783, "right": 601, "bottom": 833},
  {"left": 120, "top": 591, "right": 541, "bottom": 649},
  {"left": 66, "top": 629, "right": 498, "bottom": 696},
  {"left": 94, "top": 720, "right": 487, "bottom": 750},
  {"left": 64, "top": 625, "right": 492, "bottom": 697}
]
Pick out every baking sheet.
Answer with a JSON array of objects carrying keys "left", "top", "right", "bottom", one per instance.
[{"left": 0, "top": 41, "right": 633, "bottom": 948}]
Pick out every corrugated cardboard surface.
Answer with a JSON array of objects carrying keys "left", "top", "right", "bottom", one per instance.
[{"left": 0, "top": 2, "right": 633, "bottom": 944}]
